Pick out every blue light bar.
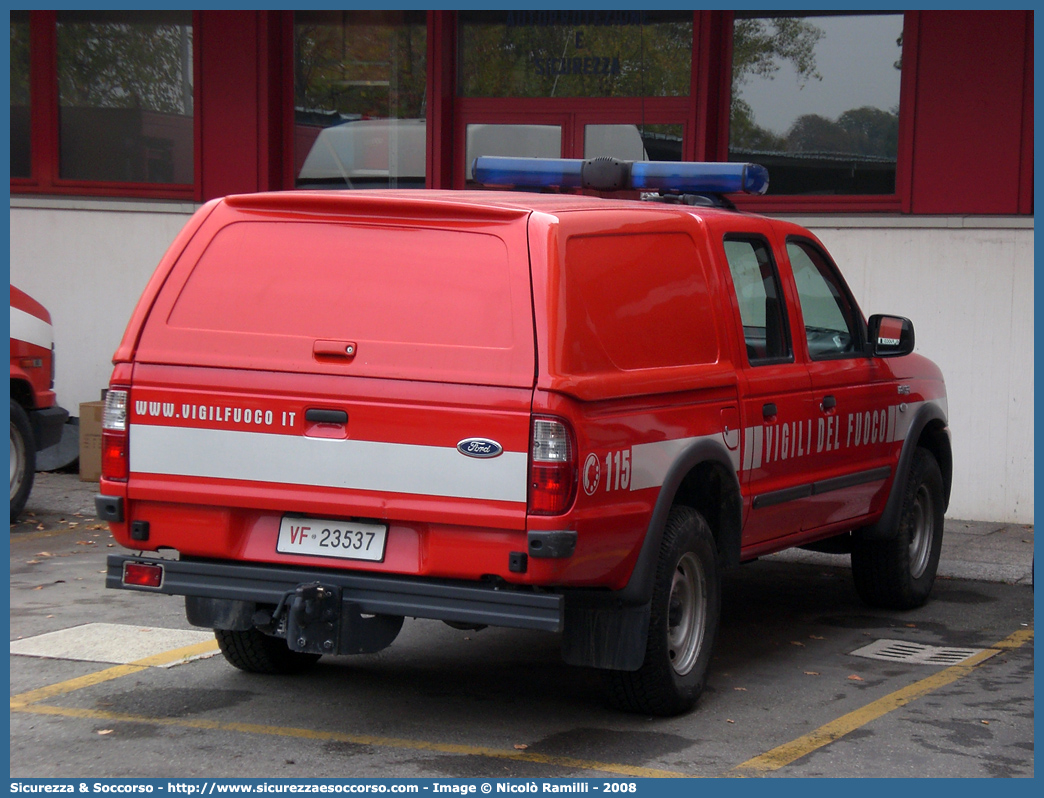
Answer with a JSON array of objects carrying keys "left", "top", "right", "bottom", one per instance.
[
  {"left": 471, "top": 156, "right": 769, "bottom": 195},
  {"left": 631, "top": 161, "right": 769, "bottom": 195},
  {"left": 472, "top": 157, "right": 584, "bottom": 188}
]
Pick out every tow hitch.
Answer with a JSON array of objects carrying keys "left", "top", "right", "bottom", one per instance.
[{"left": 286, "top": 581, "right": 403, "bottom": 656}]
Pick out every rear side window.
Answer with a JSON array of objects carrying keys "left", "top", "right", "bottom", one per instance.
[
  {"left": 723, "top": 237, "right": 792, "bottom": 365},
  {"left": 562, "top": 232, "right": 719, "bottom": 373}
]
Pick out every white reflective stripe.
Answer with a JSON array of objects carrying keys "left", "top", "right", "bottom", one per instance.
[
  {"left": 630, "top": 434, "right": 739, "bottom": 492},
  {"left": 743, "top": 426, "right": 763, "bottom": 471},
  {"left": 10, "top": 306, "right": 53, "bottom": 350},
  {"left": 129, "top": 425, "right": 528, "bottom": 504}
]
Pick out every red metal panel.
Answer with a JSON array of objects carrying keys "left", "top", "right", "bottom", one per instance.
[
  {"left": 428, "top": 11, "right": 457, "bottom": 189},
  {"left": 198, "top": 11, "right": 261, "bottom": 201},
  {"left": 1019, "top": 21, "right": 1034, "bottom": 215},
  {"left": 911, "top": 11, "right": 1030, "bottom": 215}
]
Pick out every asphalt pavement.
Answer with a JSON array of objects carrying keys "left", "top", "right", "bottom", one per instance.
[{"left": 13, "top": 471, "right": 1035, "bottom": 588}]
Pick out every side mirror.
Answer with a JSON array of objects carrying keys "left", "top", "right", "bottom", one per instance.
[{"left": 867, "top": 314, "right": 915, "bottom": 357}]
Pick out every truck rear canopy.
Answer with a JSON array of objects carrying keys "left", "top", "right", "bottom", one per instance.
[{"left": 135, "top": 205, "right": 536, "bottom": 388}]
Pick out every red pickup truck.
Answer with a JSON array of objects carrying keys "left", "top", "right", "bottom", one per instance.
[
  {"left": 100, "top": 158, "right": 951, "bottom": 715},
  {"left": 10, "top": 286, "right": 69, "bottom": 521}
]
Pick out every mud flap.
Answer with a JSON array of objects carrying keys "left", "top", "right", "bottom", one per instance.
[{"left": 560, "top": 596, "right": 651, "bottom": 671}]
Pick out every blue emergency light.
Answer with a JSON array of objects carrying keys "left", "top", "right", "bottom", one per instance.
[{"left": 471, "top": 156, "right": 769, "bottom": 196}]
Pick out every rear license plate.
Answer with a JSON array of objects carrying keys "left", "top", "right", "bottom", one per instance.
[{"left": 276, "top": 516, "right": 387, "bottom": 562}]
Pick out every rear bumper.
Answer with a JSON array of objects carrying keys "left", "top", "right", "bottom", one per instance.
[
  {"left": 105, "top": 554, "right": 563, "bottom": 633},
  {"left": 30, "top": 404, "right": 68, "bottom": 451}
]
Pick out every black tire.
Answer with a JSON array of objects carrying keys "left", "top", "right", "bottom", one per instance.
[
  {"left": 10, "top": 399, "right": 35, "bottom": 523},
  {"left": 215, "top": 628, "right": 321, "bottom": 674},
  {"left": 606, "top": 506, "right": 721, "bottom": 716},
  {"left": 851, "top": 447, "right": 945, "bottom": 610}
]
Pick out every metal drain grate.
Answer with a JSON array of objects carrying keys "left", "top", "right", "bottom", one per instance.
[{"left": 849, "top": 638, "right": 993, "bottom": 666}]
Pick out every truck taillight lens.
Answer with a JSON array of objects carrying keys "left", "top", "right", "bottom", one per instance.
[
  {"left": 528, "top": 416, "right": 577, "bottom": 516},
  {"left": 102, "top": 389, "right": 129, "bottom": 481},
  {"left": 123, "top": 562, "right": 163, "bottom": 588}
]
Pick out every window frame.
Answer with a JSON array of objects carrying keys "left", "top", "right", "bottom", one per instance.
[
  {"left": 721, "top": 11, "right": 919, "bottom": 215},
  {"left": 721, "top": 233, "right": 794, "bottom": 368},
  {"left": 9, "top": 10, "right": 200, "bottom": 201}
]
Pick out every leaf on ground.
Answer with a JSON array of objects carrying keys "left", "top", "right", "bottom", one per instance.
[
  {"left": 804, "top": 671, "right": 820, "bottom": 676},
  {"left": 809, "top": 635, "right": 825, "bottom": 640},
  {"left": 848, "top": 674, "right": 864, "bottom": 681},
  {"left": 733, "top": 687, "right": 747, "bottom": 691},
  {"left": 25, "top": 560, "right": 40, "bottom": 565},
  {"left": 790, "top": 641, "right": 805, "bottom": 646},
  {"left": 513, "top": 744, "right": 529, "bottom": 750},
  {"left": 96, "top": 729, "right": 114, "bottom": 736}
]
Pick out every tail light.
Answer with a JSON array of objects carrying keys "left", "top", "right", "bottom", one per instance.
[
  {"left": 123, "top": 562, "right": 163, "bottom": 588},
  {"left": 102, "top": 389, "right": 129, "bottom": 481},
  {"left": 528, "top": 416, "right": 577, "bottom": 515}
]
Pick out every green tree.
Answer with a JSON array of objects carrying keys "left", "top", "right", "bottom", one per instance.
[
  {"left": 57, "top": 15, "right": 192, "bottom": 115},
  {"left": 729, "top": 17, "right": 824, "bottom": 151},
  {"left": 837, "top": 105, "right": 899, "bottom": 158},
  {"left": 295, "top": 12, "right": 426, "bottom": 119}
]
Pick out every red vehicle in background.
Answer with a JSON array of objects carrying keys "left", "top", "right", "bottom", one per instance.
[{"left": 10, "top": 286, "right": 69, "bottom": 521}]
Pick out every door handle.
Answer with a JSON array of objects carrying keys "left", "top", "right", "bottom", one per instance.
[
  {"left": 313, "top": 339, "right": 357, "bottom": 359},
  {"left": 821, "top": 395, "right": 837, "bottom": 412},
  {"left": 305, "top": 409, "right": 348, "bottom": 424}
]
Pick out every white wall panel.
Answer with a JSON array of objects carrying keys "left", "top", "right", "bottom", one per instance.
[{"left": 10, "top": 199, "right": 195, "bottom": 411}]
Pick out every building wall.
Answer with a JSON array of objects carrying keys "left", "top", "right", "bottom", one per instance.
[
  {"left": 9, "top": 198, "right": 196, "bottom": 406},
  {"left": 9, "top": 200, "right": 1033, "bottom": 523}
]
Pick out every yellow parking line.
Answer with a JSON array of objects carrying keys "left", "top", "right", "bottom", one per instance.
[
  {"left": 10, "top": 639, "right": 219, "bottom": 708},
  {"left": 13, "top": 702, "right": 690, "bottom": 778},
  {"left": 732, "top": 627, "right": 1033, "bottom": 774},
  {"left": 10, "top": 638, "right": 687, "bottom": 778}
]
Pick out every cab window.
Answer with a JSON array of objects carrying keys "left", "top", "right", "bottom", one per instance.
[
  {"left": 787, "top": 239, "right": 863, "bottom": 359},
  {"left": 723, "top": 237, "right": 792, "bottom": 365}
]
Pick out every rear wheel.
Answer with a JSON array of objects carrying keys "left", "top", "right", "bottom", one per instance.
[
  {"left": 851, "top": 447, "right": 945, "bottom": 609},
  {"left": 606, "top": 506, "right": 721, "bottom": 716},
  {"left": 215, "top": 628, "right": 321, "bottom": 674},
  {"left": 10, "top": 400, "right": 35, "bottom": 523}
]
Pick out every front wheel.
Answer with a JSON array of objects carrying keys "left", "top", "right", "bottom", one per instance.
[
  {"left": 215, "top": 628, "right": 321, "bottom": 674},
  {"left": 851, "top": 447, "right": 945, "bottom": 609},
  {"left": 10, "top": 400, "right": 35, "bottom": 523},
  {"left": 605, "top": 506, "right": 721, "bottom": 716}
]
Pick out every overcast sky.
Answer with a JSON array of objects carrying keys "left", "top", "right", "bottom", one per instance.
[{"left": 735, "top": 14, "right": 904, "bottom": 134}]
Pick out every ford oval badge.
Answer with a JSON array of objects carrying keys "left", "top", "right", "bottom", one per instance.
[{"left": 457, "top": 438, "right": 503, "bottom": 459}]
